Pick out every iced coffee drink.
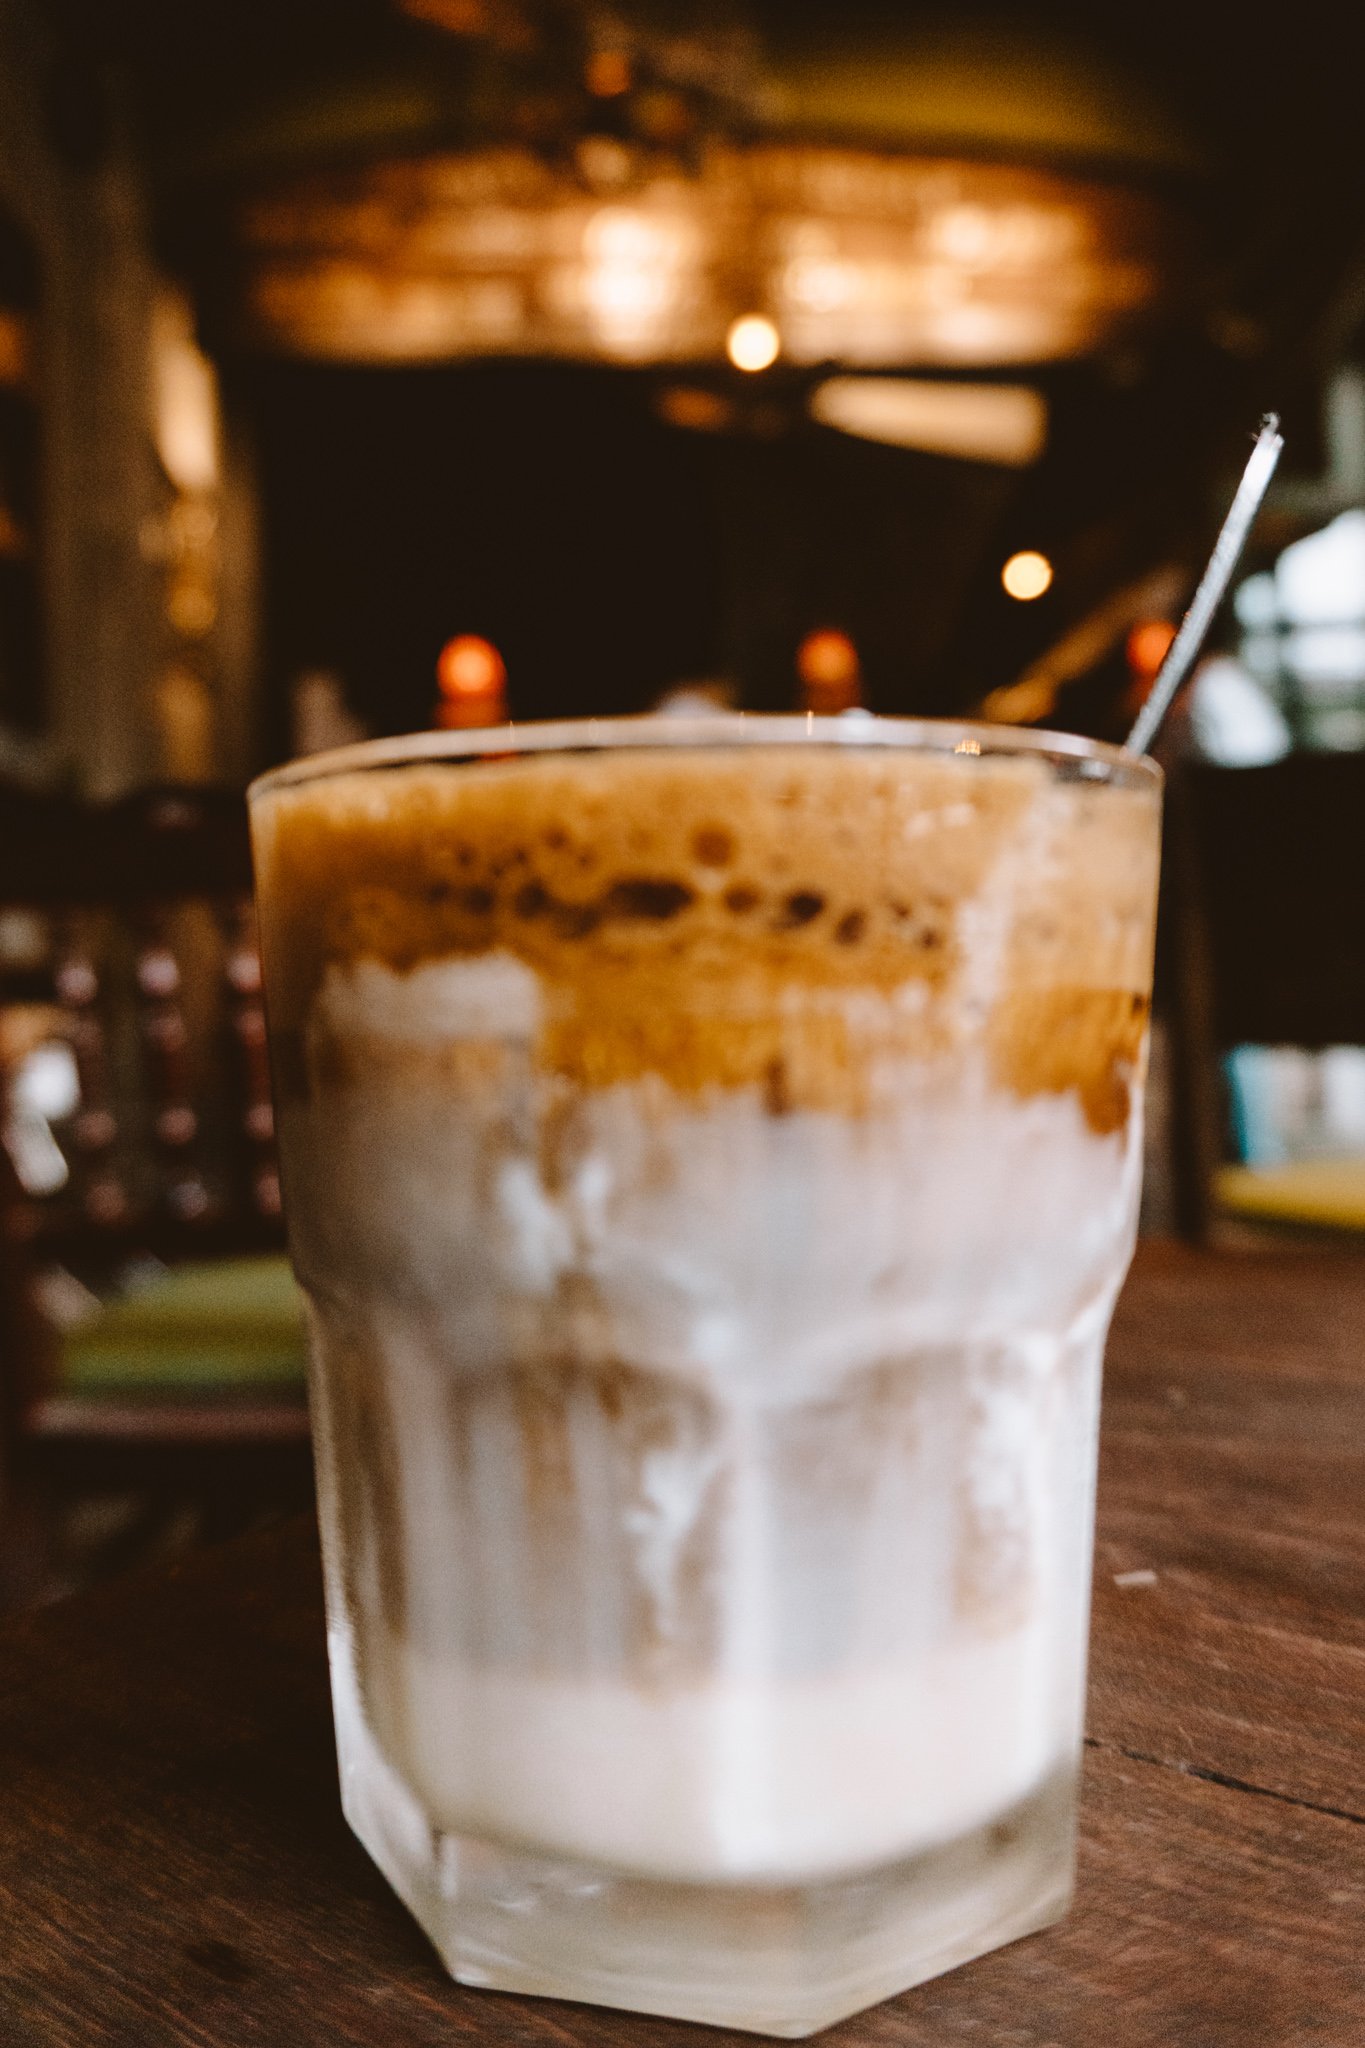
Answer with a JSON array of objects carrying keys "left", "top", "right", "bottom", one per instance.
[{"left": 249, "top": 718, "right": 1161, "bottom": 2035}]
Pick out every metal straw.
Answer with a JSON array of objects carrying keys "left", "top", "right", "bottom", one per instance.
[{"left": 1124, "top": 413, "right": 1284, "bottom": 758}]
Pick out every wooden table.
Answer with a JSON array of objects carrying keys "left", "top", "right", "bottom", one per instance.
[{"left": 2, "top": 1242, "right": 1363, "bottom": 2047}]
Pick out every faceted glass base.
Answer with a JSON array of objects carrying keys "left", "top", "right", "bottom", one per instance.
[{"left": 334, "top": 1667, "right": 1077, "bottom": 2037}]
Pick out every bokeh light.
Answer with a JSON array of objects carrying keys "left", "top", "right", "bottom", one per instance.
[
  {"left": 436, "top": 635, "right": 507, "bottom": 728},
  {"left": 1127, "top": 617, "right": 1178, "bottom": 678},
  {"left": 437, "top": 634, "right": 506, "bottom": 699},
  {"left": 585, "top": 50, "right": 631, "bottom": 97},
  {"left": 726, "top": 314, "right": 780, "bottom": 373},
  {"left": 1001, "top": 550, "right": 1053, "bottom": 601},
  {"left": 797, "top": 628, "right": 861, "bottom": 712}
]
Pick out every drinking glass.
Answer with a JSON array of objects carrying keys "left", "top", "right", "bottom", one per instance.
[{"left": 249, "top": 716, "right": 1161, "bottom": 2035}]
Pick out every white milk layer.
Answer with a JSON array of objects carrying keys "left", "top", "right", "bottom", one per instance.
[
  {"left": 379, "top": 1629, "right": 1062, "bottom": 1881},
  {"left": 288, "top": 956, "right": 1142, "bottom": 1884}
]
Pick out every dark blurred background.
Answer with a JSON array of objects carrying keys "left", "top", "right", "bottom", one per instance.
[
  {"left": 2, "top": 0, "right": 1365, "bottom": 770},
  {"left": 8, "top": 0, "right": 1365, "bottom": 1598}
]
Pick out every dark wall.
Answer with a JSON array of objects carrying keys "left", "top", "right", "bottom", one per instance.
[
  {"left": 252, "top": 362, "right": 723, "bottom": 746},
  {"left": 248, "top": 359, "right": 1020, "bottom": 749}
]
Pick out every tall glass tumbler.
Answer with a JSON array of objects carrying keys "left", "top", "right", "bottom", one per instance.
[{"left": 249, "top": 718, "right": 1162, "bottom": 2035}]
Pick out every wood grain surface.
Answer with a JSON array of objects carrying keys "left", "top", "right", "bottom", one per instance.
[{"left": 1, "top": 1241, "right": 1362, "bottom": 2048}]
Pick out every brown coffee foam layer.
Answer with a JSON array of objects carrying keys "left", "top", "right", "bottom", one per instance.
[{"left": 253, "top": 747, "right": 1160, "bottom": 1131}]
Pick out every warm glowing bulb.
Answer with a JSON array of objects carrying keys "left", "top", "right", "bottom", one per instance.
[
  {"left": 1127, "top": 618, "right": 1177, "bottom": 678},
  {"left": 1001, "top": 550, "right": 1053, "bottom": 601},
  {"left": 796, "top": 628, "right": 861, "bottom": 713},
  {"left": 437, "top": 634, "right": 506, "bottom": 698},
  {"left": 726, "top": 314, "right": 780, "bottom": 373},
  {"left": 798, "top": 629, "right": 857, "bottom": 685},
  {"left": 586, "top": 49, "right": 631, "bottom": 96}
]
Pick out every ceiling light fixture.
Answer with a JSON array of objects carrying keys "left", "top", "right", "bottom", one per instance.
[
  {"left": 227, "top": 5, "right": 1195, "bottom": 370},
  {"left": 810, "top": 377, "right": 1046, "bottom": 465}
]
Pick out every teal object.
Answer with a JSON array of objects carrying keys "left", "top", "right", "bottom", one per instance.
[{"left": 61, "top": 1255, "right": 308, "bottom": 1399}]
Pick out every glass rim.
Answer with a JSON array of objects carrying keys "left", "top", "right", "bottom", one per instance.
[{"left": 249, "top": 712, "right": 1162, "bottom": 803}]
